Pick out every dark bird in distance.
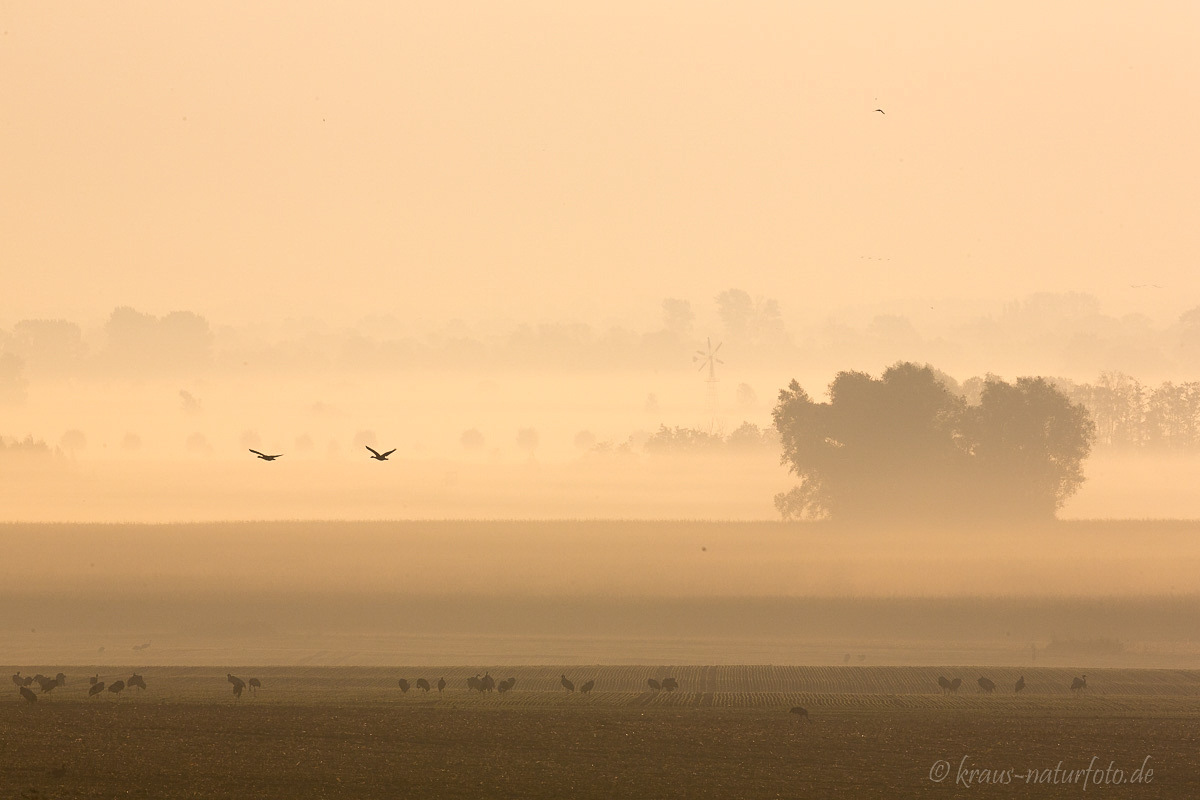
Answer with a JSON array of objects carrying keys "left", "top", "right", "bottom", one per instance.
[
  {"left": 1015, "top": 676, "right": 1025, "bottom": 694},
  {"left": 88, "top": 682, "right": 106, "bottom": 698},
  {"left": 19, "top": 686, "right": 37, "bottom": 703},
  {"left": 789, "top": 706, "right": 810, "bottom": 721},
  {"left": 248, "top": 449, "right": 282, "bottom": 461},
  {"left": 128, "top": 674, "right": 147, "bottom": 691},
  {"left": 647, "top": 678, "right": 661, "bottom": 691},
  {"left": 1071, "top": 674, "right": 1087, "bottom": 693},
  {"left": 662, "top": 677, "right": 678, "bottom": 692},
  {"left": 133, "top": 642, "right": 151, "bottom": 651},
  {"left": 365, "top": 445, "right": 396, "bottom": 461},
  {"left": 89, "top": 675, "right": 99, "bottom": 685},
  {"left": 561, "top": 674, "right": 575, "bottom": 692},
  {"left": 248, "top": 678, "right": 261, "bottom": 694},
  {"left": 437, "top": 677, "right": 446, "bottom": 693},
  {"left": 107, "top": 680, "right": 126, "bottom": 696},
  {"left": 874, "top": 108, "right": 885, "bottom": 114},
  {"left": 948, "top": 678, "right": 962, "bottom": 693},
  {"left": 977, "top": 677, "right": 996, "bottom": 693},
  {"left": 228, "top": 673, "right": 246, "bottom": 699},
  {"left": 937, "top": 676, "right": 951, "bottom": 694},
  {"left": 10, "top": 672, "right": 23, "bottom": 688},
  {"left": 35, "top": 675, "right": 59, "bottom": 693},
  {"left": 398, "top": 678, "right": 410, "bottom": 693},
  {"left": 497, "top": 679, "right": 511, "bottom": 694},
  {"left": 580, "top": 679, "right": 595, "bottom": 695},
  {"left": 416, "top": 678, "right": 430, "bottom": 693}
]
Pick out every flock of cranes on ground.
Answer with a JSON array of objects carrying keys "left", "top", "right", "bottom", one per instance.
[
  {"left": 938, "top": 674, "right": 1086, "bottom": 694},
  {"left": 15, "top": 669, "right": 1092, "bottom": 707},
  {"left": 12, "top": 671, "right": 148, "bottom": 702}
]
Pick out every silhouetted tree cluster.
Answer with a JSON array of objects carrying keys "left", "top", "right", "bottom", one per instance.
[
  {"left": 772, "top": 363, "right": 1095, "bottom": 522},
  {"left": 643, "top": 422, "right": 777, "bottom": 454}
]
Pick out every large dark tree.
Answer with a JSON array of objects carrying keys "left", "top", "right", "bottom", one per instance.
[{"left": 772, "top": 363, "right": 1095, "bottom": 522}]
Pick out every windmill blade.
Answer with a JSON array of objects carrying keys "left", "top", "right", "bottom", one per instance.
[
  {"left": 714, "top": 358, "right": 724, "bottom": 365},
  {"left": 697, "top": 361, "right": 708, "bottom": 372},
  {"left": 712, "top": 341, "right": 722, "bottom": 354}
]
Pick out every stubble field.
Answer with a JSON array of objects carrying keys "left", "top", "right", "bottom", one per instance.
[{"left": 4, "top": 665, "right": 1199, "bottom": 799}]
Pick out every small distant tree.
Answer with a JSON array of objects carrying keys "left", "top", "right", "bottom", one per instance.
[
  {"left": 736, "top": 383, "right": 758, "bottom": 409},
  {"left": 461, "top": 428, "right": 485, "bottom": 451},
  {"left": 0, "top": 352, "right": 29, "bottom": 405},
  {"left": 185, "top": 432, "right": 211, "bottom": 454},
  {"left": 516, "top": 428, "right": 539, "bottom": 460},
  {"left": 60, "top": 429, "right": 87, "bottom": 454}
]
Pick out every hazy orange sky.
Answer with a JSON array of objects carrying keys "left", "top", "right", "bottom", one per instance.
[{"left": 2, "top": 1, "right": 1197, "bottom": 329}]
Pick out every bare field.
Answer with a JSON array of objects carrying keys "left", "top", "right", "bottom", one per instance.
[{"left": 3, "top": 666, "right": 1198, "bottom": 799}]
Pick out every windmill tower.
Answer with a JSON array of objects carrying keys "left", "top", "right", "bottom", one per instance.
[{"left": 693, "top": 337, "right": 724, "bottom": 431}]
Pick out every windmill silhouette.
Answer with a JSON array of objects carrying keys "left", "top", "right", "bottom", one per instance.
[{"left": 693, "top": 337, "right": 724, "bottom": 430}]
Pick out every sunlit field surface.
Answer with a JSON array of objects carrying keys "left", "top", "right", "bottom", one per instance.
[{"left": 3, "top": 666, "right": 1198, "bottom": 799}]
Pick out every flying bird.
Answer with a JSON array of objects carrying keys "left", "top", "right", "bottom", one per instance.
[
  {"left": 365, "top": 445, "right": 396, "bottom": 461},
  {"left": 874, "top": 108, "right": 885, "bottom": 114},
  {"left": 249, "top": 449, "right": 282, "bottom": 461}
]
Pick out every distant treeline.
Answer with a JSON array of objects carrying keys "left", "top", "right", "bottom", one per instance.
[
  {"left": 5, "top": 292, "right": 1200, "bottom": 386},
  {"left": 1050, "top": 372, "right": 1200, "bottom": 451},
  {"left": 0, "top": 435, "right": 55, "bottom": 458}
]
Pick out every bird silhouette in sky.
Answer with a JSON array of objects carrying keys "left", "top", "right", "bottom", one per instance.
[
  {"left": 365, "top": 445, "right": 396, "bottom": 461},
  {"left": 249, "top": 449, "right": 283, "bottom": 461},
  {"left": 874, "top": 108, "right": 885, "bottom": 114}
]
